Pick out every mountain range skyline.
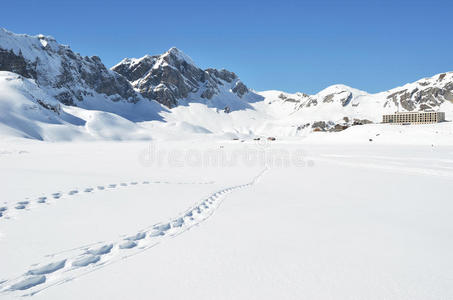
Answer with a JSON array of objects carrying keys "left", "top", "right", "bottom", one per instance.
[
  {"left": 1, "top": 27, "right": 451, "bottom": 97},
  {"left": 2, "top": 0, "right": 453, "bottom": 94},
  {"left": 1, "top": 26, "right": 452, "bottom": 142}
]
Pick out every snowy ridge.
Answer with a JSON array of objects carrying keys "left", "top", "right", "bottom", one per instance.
[
  {"left": 0, "top": 168, "right": 267, "bottom": 297},
  {"left": 160, "top": 47, "right": 197, "bottom": 67},
  {"left": 0, "top": 28, "right": 62, "bottom": 80},
  {"left": 0, "top": 28, "right": 60, "bottom": 59}
]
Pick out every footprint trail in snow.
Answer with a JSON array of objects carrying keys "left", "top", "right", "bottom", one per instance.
[
  {"left": 0, "top": 179, "right": 215, "bottom": 221},
  {"left": 0, "top": 168, "right": 267, "bottom": 297}
]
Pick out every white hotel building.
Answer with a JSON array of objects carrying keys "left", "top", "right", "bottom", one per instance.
[{"left": 382, "top": 111, "right": 445, "bottom": 125}]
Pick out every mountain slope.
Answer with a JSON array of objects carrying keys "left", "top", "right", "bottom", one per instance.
[{"left": 0, "top": 71, "right": 158, "bottom": 141}]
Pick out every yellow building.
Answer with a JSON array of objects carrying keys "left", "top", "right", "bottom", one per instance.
[{"left": 382, "top": 111, "right": 445, "bottom": 124}]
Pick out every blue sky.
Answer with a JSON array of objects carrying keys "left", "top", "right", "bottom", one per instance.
[{"left": 1, "top": 0, "right": 452, "bottom": 94}]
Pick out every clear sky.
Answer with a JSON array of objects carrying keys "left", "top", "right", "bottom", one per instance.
[{"left": 1, "top": 0, "right": 452, "bottom": 94}]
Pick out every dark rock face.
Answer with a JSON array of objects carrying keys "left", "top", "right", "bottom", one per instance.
[
  {"left": 111, "top": 55, "right": 156, "bottom": 83},
  {"left": 0, "top": 29, "right": 140, "bottom": 106},
  {"left": 352, "top": 118, "right": 373, "bottom": 125},
  {"left": 49, "top": 53, "right": 140, "bottom": 105},
  {"left": 232, "top": 81, "right": 248, "bottom": 98},
  {"left": 309, "top": 117, "right": 373, "bottom": 132},
  {"left": 322, "top": 91, "right": 352, "bottom": 106},
  {"left": 205, "top": 68, "right": 236, "bottom": 83},
  {"left": 311, "top": 121, "right": 328, "bottom": 131},
  {"left": 128, "top": 51, "right": 204, "bottom": 107},
  {"left": 386, "top": 75, "right": 453, "bottom": 111},
  {"left": 0, "top": 49, "right": 37, "bottom": 79},
  {"left": 112, "top": 48, "right": 249, "bottom": 108},
  {"left": 36, "top": 99, "right": 60, "bottom": 113},
  {"left": 330, "top": 124, "right": 349, "bottom": 132},
  {"left": 278, "top": 92, "right": 308, "bottom": 103},
  {"left": 305, "top": 97, "right": 318, "bottom": 107}
]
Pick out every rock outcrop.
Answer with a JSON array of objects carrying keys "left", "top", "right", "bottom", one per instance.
[{"left": 385, "top": 73, "right": 453, "bottom": 111}]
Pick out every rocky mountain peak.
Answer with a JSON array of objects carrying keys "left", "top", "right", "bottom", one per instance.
[
  {"left": 0, "top": 28, "right": 140, "bottom": 106},
  {"left": 0, "top": 28, "right": 253, "bottom": 111},
  {"left": 163, "top": 47, "right": 196, "bottom": 66},
  {"left": 112, "top": 47, "right": 250, "bottom": 108}
]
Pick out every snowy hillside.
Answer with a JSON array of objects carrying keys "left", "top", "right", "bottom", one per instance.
[{"left": 0, "top": 71, "right": 165, "bottom": 141}]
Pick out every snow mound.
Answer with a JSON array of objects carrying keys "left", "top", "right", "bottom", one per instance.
[{"left": 84, "top": 111, "right": 152, "bottom": 141}]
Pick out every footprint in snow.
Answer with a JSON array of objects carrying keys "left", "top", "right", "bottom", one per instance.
[
  {"left": 97, "top": 186, "right": 105, "bottom": 190},
  {"left": 172, "top": 218, "right": 184, "bottom": 228},
  {"left": 154, "top": 223, "right": 171, "bottom": 232},
  {"left": 72, "top": 255, "right": 100, "bottom": 267},
  {"left": 68, "top": 190, "right": 78, "bottom": 196},
  {"left": 149, "top": 224, "right": 170, "bottom": 237},
  {"left": 125, "top": 232, "right": 146, "bottom": 241},
  {"left": 52, "top": 193, "right": 61, "bottom": 199},
  {"left": 108, "top": 184, "right": 116, "bottom": 188},
  {"left": 130, "top": 182, "right": 138, "bottom": 185},
  {"left": 120, "top": 183, "right": 128, "bottom": 187},
  {"left": 37, "top": 197, "right": 46, "bottom": 203},
  {"left": 26, "top": 260, "right": 66, "bottom": 275},
  {"left": 119, "top": 241, "right": 137, "bottom": 249},
  {"left": 142, "top": 181, "right": 149, "bottom": 184},
  {"left": 84, "top": 188, "right": 93, "bottom": 193},
  {"left": 149, "top": 230, "right": 165, "bottom": 237},
  {"left": 15, "top": 201, "right": 29, "bottom": 210},
  {"left": 87, "top": 244, "right": 113, "bottom": 255},
  {"left": 9, "top": 275, "right": 46, "bottom": 291}
]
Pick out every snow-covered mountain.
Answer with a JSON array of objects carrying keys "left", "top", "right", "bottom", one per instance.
[
  {"left": 0, "top": 28, "right": 141, "bottom": 106},
  {"left": 259, "top": 72, "right": 453, "bottom": 132},
  {"left": 112, "top": 48, "right": 257, "bottom": 109},
  {"left": 1, "top": 28, "right": 452, "bottom": 141},
  {"left": 272, "top": 72, "right": 453, "bottom": 114}
]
